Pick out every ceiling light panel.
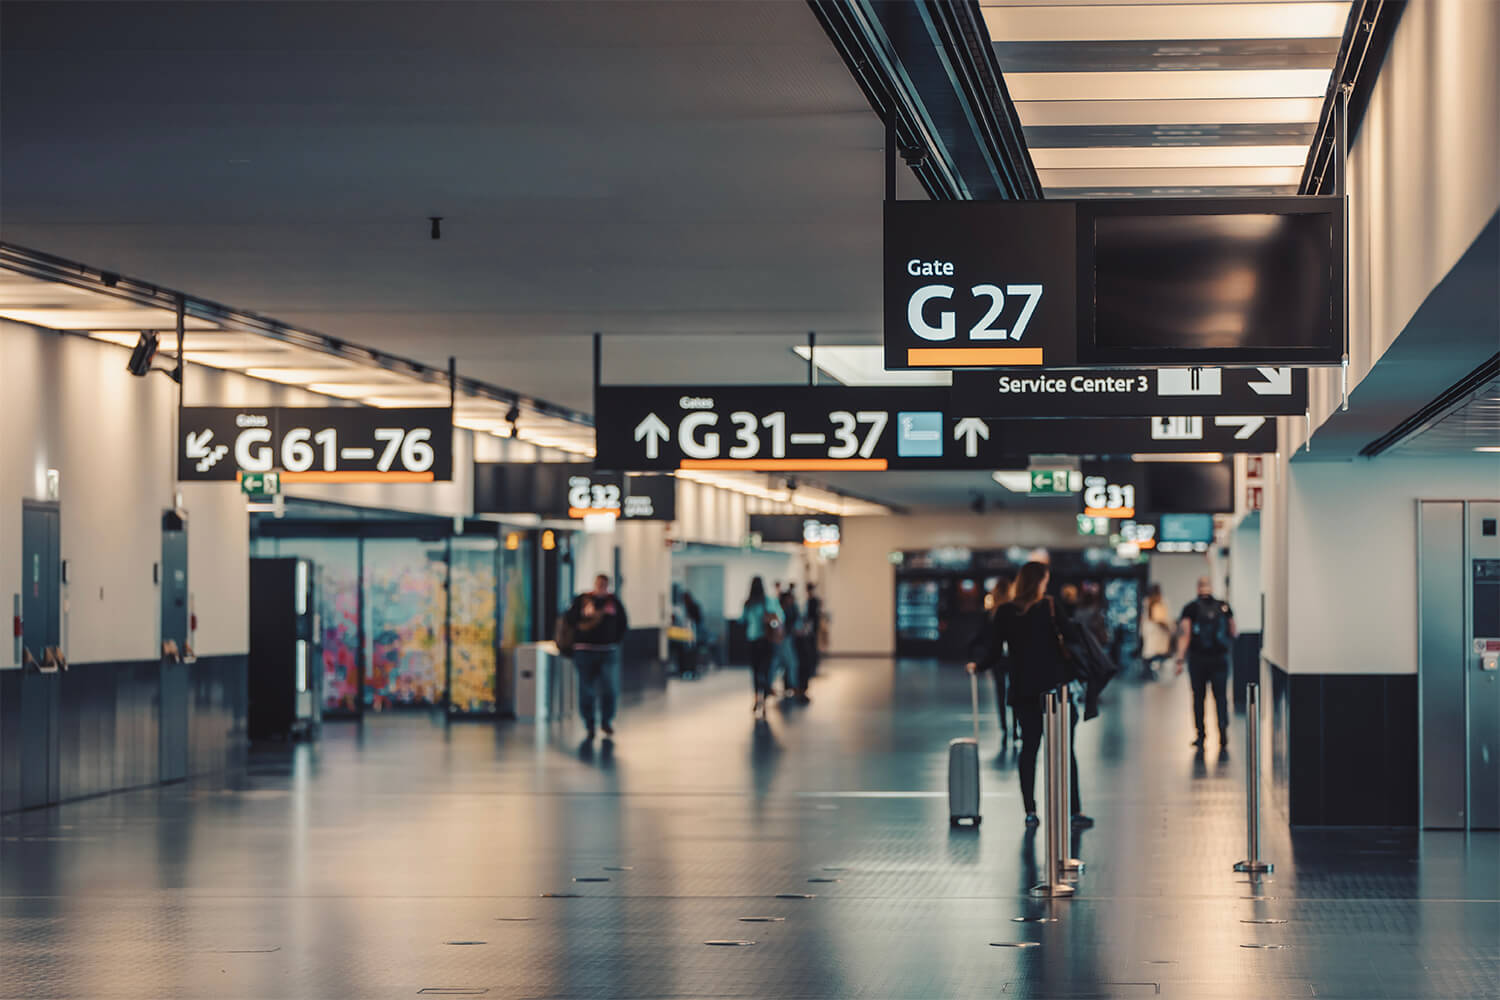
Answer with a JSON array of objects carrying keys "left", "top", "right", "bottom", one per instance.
[
  {"left": 1030, "top": 143, "right": 1309, "bottom": 169},
  {"left": 980, "top": 4, "right": 1350, "bottom": 43},
  {"left": 984, "top": 1, "right": 1351, "bottom": 196},
  {"left": 1005, "top": 69, "right": 1333, "bottom": 102}
]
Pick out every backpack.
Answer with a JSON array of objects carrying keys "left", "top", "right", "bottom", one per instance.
[{"left": 1190, "top": 600, "right": 1232, "bottom": 658}]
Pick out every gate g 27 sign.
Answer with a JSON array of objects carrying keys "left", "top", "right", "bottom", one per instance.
[
  {"left": 886, "top": 197, "right": 1344, "bottom": 369},
  {"left": 179, "top": 407, "right": 452, "bottom": 482},
  {"left": 885, "top": 200, "right": 1077, "bottom": 370}
]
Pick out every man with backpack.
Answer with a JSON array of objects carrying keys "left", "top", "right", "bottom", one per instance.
[{"left": 1175, "top": 577, "right": 1237, "bottom": 750}]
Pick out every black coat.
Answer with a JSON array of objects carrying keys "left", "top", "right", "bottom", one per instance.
[{"left": 975, "top": 599, "right": 1070, "bottom": 708}]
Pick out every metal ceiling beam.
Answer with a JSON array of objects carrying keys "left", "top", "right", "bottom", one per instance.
[
  {"left": 1300, "top": 0, "right": 1406, "bottom": 195},
  {"left": 808, "top": 0, "right": 1042, "bottom": 201}
]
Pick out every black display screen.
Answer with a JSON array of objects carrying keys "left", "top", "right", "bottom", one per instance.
[
  {"left": 1144, "top": 462, "right": 1234, "bottom": 514},
  {"left": 1085, "top": 200, "right": 1342, "bottom": 364}
]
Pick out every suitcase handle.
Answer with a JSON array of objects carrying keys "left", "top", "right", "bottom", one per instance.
[{"left": 970, "top": 670, "right": 980, "bottom": 744}]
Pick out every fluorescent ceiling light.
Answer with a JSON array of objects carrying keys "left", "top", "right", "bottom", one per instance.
[
  {"left": 0, "top": 308, "right": 218, "bottom": 331},
  {"left": 791, "top": 345, "right": 951, "bottom": 386},
  {"left": 1474, "top": 446, "right": 1500, "bottom": 453},
  {"left": 1006, "top": 69, "right": 1333, "bottom": 103},
  {"left": 980, "top": 3, "right": 1350, "bottom": 43},
  {"left": 1036, "top": 165, "right": 1304, "bottom": 188},
  {"left": 1130, "top": 452, "right": 1225, "bottom": 463},
  {"left": 1014, "top": 97, "right": 1323, "bottom": 127},
  {"left": 1030, "top": 144, "right": 1310, "bottom": 170},
  {"left": 246, "top": 367, "right": 368, "bottom": 385},
  {"left": 992, "top": 470, "right": 1034, "bottom": 492}
]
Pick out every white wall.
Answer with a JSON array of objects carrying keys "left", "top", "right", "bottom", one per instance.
[
  {"left": 1298, "top": 0, "right": 1500, "bottom": 443},
  {"left": 1280, "top": 455, "right": 1500, "bottom": 675},
  {"left": 1149, "top": 553, "right": 1212, "bottom": 626},
  {"left": 1226, "top": 516, "right": 1263, "bottom": 632},
  {"left": 822, "top": 510, "right": 1091, "bottom": 656},
  {"left": 1, "top": 322, "right": 248, "bottom": 664}
]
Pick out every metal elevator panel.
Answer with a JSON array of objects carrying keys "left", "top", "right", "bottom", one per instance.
[
  {"left": 1468, "top": 501, "right": 1500, "bottom": 829},
  {"left": 1419, "top": 501, "right": 1466, "bottom": 829}
]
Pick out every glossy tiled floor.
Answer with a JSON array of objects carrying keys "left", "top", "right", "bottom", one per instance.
[{"left": 2, "top": 660, "right": 1497, "bottom": 999}]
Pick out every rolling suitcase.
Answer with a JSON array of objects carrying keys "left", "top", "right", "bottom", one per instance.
[{"left": 948, "top": 671, "right": 982, "bottom": 827}]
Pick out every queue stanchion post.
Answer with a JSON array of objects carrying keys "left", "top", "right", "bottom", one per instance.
[
  {"left": 1031, "top": 688, "right": 1075, "bottom": 898},
  {"left": 1060, "top": 685, "right": 1084, "bottom": 878},
  {"left": 1234, "top": 682, "right": 1274, "bottom": 874}
]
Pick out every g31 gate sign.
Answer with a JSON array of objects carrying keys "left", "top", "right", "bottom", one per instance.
[{"left": 178, "top": 407, "right": 453, "bottom": 482}]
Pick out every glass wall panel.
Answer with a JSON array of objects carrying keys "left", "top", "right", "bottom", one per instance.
[
  {"left": 450, "top": 538, "right": 499, "bottom": 714},
  {"left": 363, "top": 538, "right": 448, "bottom": 709}
]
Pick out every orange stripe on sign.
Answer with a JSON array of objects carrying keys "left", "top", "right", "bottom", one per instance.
[
  {"left": 680, "top": 458, "right": 888, "bottom": 471},
  {"left": 568, "top": 507, "right": 619, "bottom": 519},
  {"left": 907, "top": 347, "right": 1045, "bottom": 366},
  {"left": 278, "top": 470, "right": 436, "bottom": 483},
  {"left": 1083, "top": 506, "right": 1135, "bottom": 519}
]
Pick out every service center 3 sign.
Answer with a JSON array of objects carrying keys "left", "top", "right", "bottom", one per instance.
[
  {"left": 179, "top": 407, "right": 452, "bottom": 482},
  {"left": 952, "top": 365, "right": 1308, "bottom": 417}
]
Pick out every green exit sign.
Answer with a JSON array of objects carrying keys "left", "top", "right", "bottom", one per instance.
[
  {"left": 240, "top": 471, "right": 282, "bottom": 497},
  {"left": 1076, "top": 514, "right": 1110, "bottom": 536},
  {"left": 1030, "top": 469, "right": 1079, "bottom": 495}
]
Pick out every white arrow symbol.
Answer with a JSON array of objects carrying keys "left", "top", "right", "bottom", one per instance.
[
  {"left": 1249, "top": 367, "right": 1293, "bottom": 395},
  {"left": 634, "top": 413, "right": 670, "bottom": 459},
  {"left": 1215, "top": 416, "right": 1267, "bottom": 440},
  {"left": 185, "top": 429, "right": 214, "bottom": 458},
  {"left": 954, "top": 417, "right": 989, "bottom": 458}
]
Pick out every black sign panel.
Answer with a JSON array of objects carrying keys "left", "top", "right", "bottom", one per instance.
[
  {"left": 594, "top": 385, "right": 951, "bottom": 472},
  {"left": 179, "top": 407, "right": 452, "bottom": 482},
  {"left": 1080, "top": 460, "right": 1235, "bottom": 516},
  {"left": 952, "top": 366, "right": 1308, "bottom": 417},
  {"left": 749, "top": 514, "right": 841, "bottom": 546},
  {"left": 884, "top": 200, "right": 1078, "bottom": 371},
  {"left": 885, "top": 197, "right": 1344, "bottom": 369},
  {"left": 473, "top": 463, "right": 675, "bottom": 520},
  {"left": 594, "top": 385, "right": 1275, "bottom": 471}
]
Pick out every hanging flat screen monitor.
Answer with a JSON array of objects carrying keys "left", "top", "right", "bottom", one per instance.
[
  {"left": 1083, "top": 197, "right": 1343, "bottom": 365},
  {"left": 1158, "top": 513, "right": 1215, "bottom": 545},
  {"left": 1144, "top": 461, "right": 1234, "bottom": 514}
]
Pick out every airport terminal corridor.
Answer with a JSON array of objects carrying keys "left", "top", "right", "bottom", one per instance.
[{"left": 4, "top": 662, "right": 1495, "bottom": 1000}]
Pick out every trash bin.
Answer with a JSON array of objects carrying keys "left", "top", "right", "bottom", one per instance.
[{"left": 513, "top": 641, "right": 568, "bottom": 723}]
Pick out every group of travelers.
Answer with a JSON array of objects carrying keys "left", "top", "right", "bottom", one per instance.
[
  {"left": 967, "top": 562, "right": 1237, "bottom": 825},
  {"left": 742, "top": 576, "right": 822, "bottom": 717}
]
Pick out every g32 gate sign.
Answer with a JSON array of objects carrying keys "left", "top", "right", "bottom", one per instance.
[{"left": 178, "top": 407, "right": 452, "bottom": 482}]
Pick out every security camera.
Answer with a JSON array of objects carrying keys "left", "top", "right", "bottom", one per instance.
[
  {"left": 505, "top": 403, "right": 521, "bottom": 426},
  {"left": 126, "top": 332, "right": 159, "bottom": 377},
  {"left": 899, "top": 144, "right": 928, "bottom": 166}
]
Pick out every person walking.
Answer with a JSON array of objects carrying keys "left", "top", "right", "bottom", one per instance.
[
  {"left": 797, "top": 583, "right": 823, "bottom": 692},
  {"left": 777, "top": 583, "right": 805, "bottom": 700},
  {"left": 1175, "top": 576, "right": 1237, "bottom": 750},
  {"left": 971, "top": 574, "right": 1017, "bottom": 744},
  {"left": 742, "top": 577, "right": 782, "bottom": 717},
  {"left": 564, "top": 574, "right": 628, "bottom": 740},
  {"left": 1140, "top": 583, "right": 1172, "bottom": 679},
  {"left": 968, "top": 561, "right": 1088, "bottom": 827}
]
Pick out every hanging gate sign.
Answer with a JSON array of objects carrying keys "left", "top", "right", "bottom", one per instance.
[{"left": 178, "top": 407, "right": 452, "bottom": 482}]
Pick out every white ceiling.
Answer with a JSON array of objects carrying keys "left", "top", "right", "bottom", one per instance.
[{"left": 981, "top": 0, "right": 1352, "bottom": 197}]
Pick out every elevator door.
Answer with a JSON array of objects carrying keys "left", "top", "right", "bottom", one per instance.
[
  {"left": 1419, "top": 500, "right": 1500, "bottom": 830},
  {"left": 20, "top": 502, "right": 61, "bottom": 667}
]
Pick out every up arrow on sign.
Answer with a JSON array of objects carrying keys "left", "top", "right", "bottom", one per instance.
[
  {"left": 1249, "top": 367, "right": 1293, "bottom": 395},
  {"left": 954, "top": 417, "right": 989, "bottom": 458},
  {"left": 634, "top": 413, "right": 670, "bottom": 459}
]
